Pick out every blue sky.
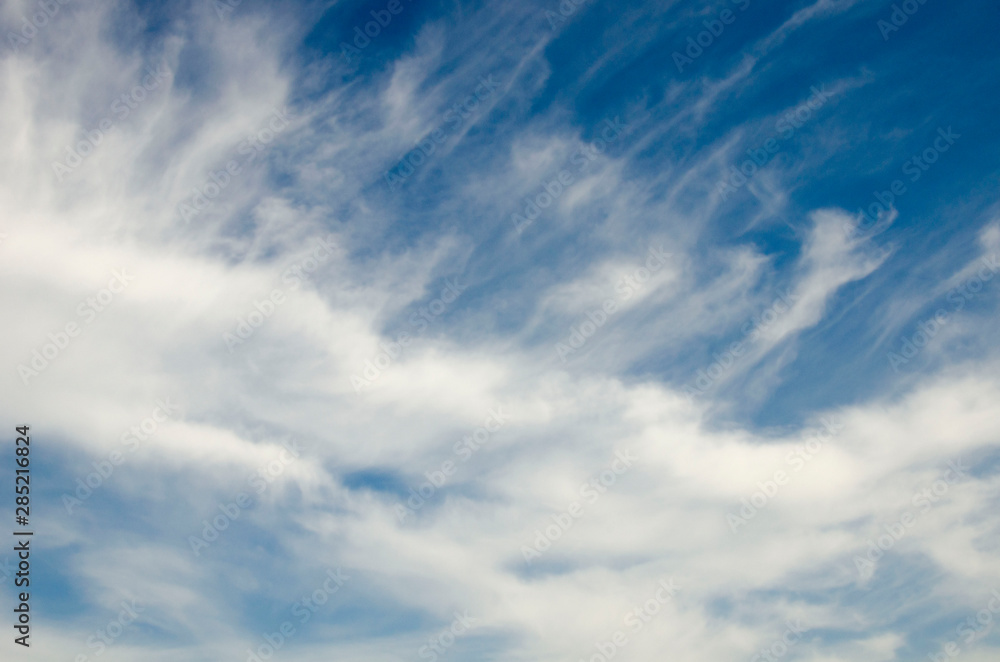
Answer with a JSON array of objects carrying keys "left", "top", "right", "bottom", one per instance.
[{"left": 2, "top": 0, "right": 1000, "bottom": 660}]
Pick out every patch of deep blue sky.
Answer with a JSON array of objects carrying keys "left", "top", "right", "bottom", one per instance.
[
  {"left": 338, "top": 0, "right": 1000, "bottom": 430},
  {"left": 401, "top": 3, "right": 984, "bottom": 428},
  {"left": 120, "top": 0, "right": 999, "bottom": 422}
]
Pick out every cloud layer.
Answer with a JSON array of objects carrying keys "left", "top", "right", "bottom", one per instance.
[{"left": 2, "top": 0, "right": 1000, "bottom": 660}]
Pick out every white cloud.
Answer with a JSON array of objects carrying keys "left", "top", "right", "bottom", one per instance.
[{"left": 2, "top": 2, "right": 999, "bottom": 661}]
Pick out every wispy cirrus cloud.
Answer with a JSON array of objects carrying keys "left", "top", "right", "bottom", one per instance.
[{"left": 1, "top": 0, "right": 999, "bottom": 661}]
